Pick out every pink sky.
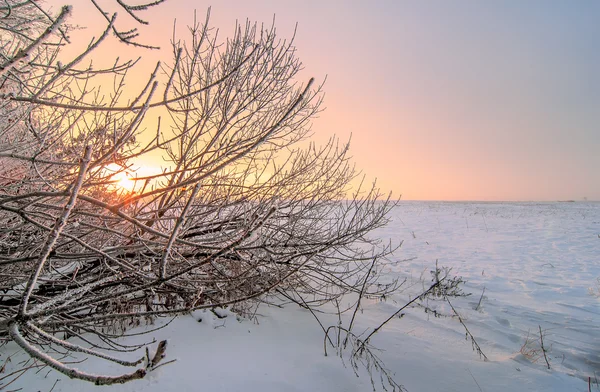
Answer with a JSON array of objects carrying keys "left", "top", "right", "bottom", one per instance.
[{"left": 46, "top": 1, "right": 600, "bottom": 201}]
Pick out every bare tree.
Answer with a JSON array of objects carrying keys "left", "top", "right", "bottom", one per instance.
[{"left": 0, "top": 1, "right": 400, "bottom": 385}]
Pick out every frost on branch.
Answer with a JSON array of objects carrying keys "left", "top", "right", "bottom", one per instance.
[{"left": 0, "top": 0, "right": 397, "bottom": 385}]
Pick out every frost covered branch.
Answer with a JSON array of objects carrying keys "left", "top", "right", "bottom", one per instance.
[{"left": 0, "top": 0, "right": 398, "bottom": 386}]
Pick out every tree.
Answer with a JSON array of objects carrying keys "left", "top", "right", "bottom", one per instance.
[{"left": 0, "top": 1, "right": 399, "bottom": 385}]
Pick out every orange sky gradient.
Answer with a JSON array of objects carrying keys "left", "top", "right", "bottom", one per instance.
[{"left": 45, "top": 1, "right": 600, "bottom": 201}]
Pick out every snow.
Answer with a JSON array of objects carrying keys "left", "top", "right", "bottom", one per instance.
[{"left": 2, "top": 201, "right": 599, "bottom": 391}]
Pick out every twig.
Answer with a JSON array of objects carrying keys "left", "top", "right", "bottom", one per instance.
[
  {"left": 149, "top": 358, "right": 176, "bottom": 372},
  {"left": 475, "top": 286, "right": 486, "bottom": 311},
  {"left": 345, "top": 257, "right": 378, "bottom": 347},
  {"left": 358, "top": 279, "right": 442, "bottom": 352},
  {"left": 447, "top": 298, "right": 488, "bottom": 361},
  {"left": 467, "top": 368, "right": 483, "bottom": 392},
  {"left": 48, "top": 378, "right": 60, "bottom": 392},
  {"left": 283, "top": 288, "right": 334, "bottom": 349},
  {"left": 539, "top": 325, "right": 551, "bottom": 370}
]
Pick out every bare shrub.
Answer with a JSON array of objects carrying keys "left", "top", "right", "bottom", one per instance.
[
  {"left": 519, "top": 326, "right": 552, "bottom": 369},
  {"left": 321, "top": 263, "right": 484, "bottom": 392},
  {"left": 0, "top": 0, "right": 399, "bottom": 385}
]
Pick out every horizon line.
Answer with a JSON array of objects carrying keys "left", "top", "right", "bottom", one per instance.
[{"left": 396, "top": 199, "right": 600, "bottom": 203}]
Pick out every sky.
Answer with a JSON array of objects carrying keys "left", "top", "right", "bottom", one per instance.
[{"left": 46, "top": 1, "right": 600, "bottom": 201}]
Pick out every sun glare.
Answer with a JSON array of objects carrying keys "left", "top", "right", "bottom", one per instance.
[
  {"left": 114, "top": 171, "right": 135, "bottom": 192},
  {"left": 102, "top": 162, "right": 164, "bottom": 194},
  {"left": 104, "top": 163, "right": 136, "bottom": 193}
]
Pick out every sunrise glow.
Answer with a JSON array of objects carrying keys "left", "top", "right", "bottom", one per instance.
[
  {"left": 103, "top": 163, "right": 137, "bottom": 193},
  {"left": 45, "top": 0, "right": 600, "bottom": 201}
]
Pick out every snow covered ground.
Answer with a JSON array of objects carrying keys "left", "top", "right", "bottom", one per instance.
[{"left": 2, "top": 201, "right": 599, "bottom": 391}]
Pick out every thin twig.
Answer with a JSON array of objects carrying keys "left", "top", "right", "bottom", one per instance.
[{"left": 539, "top": 325, "right": 551, "bottom": 370}]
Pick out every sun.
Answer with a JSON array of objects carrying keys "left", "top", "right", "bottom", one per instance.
[
  {"left": 102, "top": 161, "right": 164, "bottom": 195},
  {"left": 104, "top": 163, "right": 136, "bottom": 193},
  {"left": 113, "top": 170, "right": 135, "bottom": 192}
]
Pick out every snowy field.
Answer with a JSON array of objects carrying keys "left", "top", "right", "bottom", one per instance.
[{"left": 2, "top": 201, "right": 599, "bottom": 391}]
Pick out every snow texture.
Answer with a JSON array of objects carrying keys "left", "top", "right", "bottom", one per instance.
[{"left": 2, "top": 201, "right": 599, "bottom": 391}]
